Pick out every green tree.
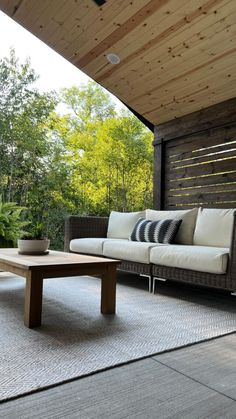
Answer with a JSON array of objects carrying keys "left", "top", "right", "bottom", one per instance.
[
  {"left": 0, "top": 50, "right": 69, "bottom": 248},
  {"left": 0, "top": 49, "right": 57, "bottom": 204},
  {"left": 57, "top": 85, "right": 153, "bottom": 215},
  {"left": 61, "top": 81, "right": 116, "bottom": 129},
  {"left": 0, "top": 52, "right": 153, "bottom": 250}
]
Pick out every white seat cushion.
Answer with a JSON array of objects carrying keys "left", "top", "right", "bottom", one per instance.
[
  {"left": 146, "top": 208, "right": 198, "bottom": 245},
  {"left": 193, "top": 208, "right": 235, "bottom": 247},
  {"left": 70, "top": 238, "right": 128, "bottom": 256},
  {"left": 70, "top": 238, "right": 106, "bottom": 255},
  {"left": 150, "top": 245, "right": 229, "bottom": 274},
  {"left": 103, "top": 240, "right": 166, "bottom": 264},
  {"left": 107, "top": 211, "right": 145, "bottom": 239}
]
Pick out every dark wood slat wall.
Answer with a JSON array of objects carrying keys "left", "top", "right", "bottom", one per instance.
[
  {"left": 153, "top": 97, "right": 236, "bottom": 210},
  {"left": 153, "top": 140, "right": 165, "bottom": 210}
]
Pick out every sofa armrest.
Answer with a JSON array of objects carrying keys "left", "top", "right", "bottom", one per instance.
[
  {"left": 228, "top": 211, "right": 236, "bottom": 291},
  {"left": 64, "top": 215, "right": 109, "bottom": 252}
]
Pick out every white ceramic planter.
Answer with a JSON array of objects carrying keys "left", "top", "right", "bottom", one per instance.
[{"left": 17, "top": 239, "right": 50, "bottom": 254}]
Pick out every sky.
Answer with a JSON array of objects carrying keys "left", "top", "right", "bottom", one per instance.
[{"left": 0, "top": 10, "right": 124, "bottom": 109}]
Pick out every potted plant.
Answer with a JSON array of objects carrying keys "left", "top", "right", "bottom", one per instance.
[
  {"left": 17, "top": 222, "right": 50, "bottom": 255},
  {"left": 0, "top": 196, "right": 29, "bottom": 248}
]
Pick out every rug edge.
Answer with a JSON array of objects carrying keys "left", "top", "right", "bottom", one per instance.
[{"left": 1, "top": 330, "right": 235, "bottom": 405}]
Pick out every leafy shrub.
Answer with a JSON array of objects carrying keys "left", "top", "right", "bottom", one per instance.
[{"left": 0, "top": 196, "right": 29, "bottom": 247}]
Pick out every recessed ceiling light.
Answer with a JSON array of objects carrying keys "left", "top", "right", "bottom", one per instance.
[
  {"left": 106, "top": 53, "right": 121, "bottom": 65},
  {"left": 92, "top": 0, "right": 106, "bottom": 5}
]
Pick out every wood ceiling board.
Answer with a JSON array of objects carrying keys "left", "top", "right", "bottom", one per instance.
[
  {"left": 83, "top": 0, "right": 192, "bottom": 76},
  {"left": 132, "top": 43, "right": 236, "bottom": 111},
  {"left": 98, "top": 1, "right": 234, "bottom": 98},
  {"left": 133, "top": 61, "right": 236, "bottom": 123},
  {"left": 147, "top": 84, "right": 236, "bottom": 123},
  {"left": 41, "top": 4, "right": 81, "bottom": 42},
  {"left": 101, "top": 3, "right": 235, "bottom": 98},
  {"left": 0, "top": 0, "right": 236, "bottom": 125},
  {"left": 148, "top": 86, "right": 236, "bottom": 125},
  {"left": 60, "top": 0, "right": 150, "bottom": 66},
  {"left": 95, "top": 0, "right": 227, "bottom": 84},
  {"left": 141, "top": 53, "right": 236, "bottom": 120},
  {"left": 92, "top": 11, "right": 201, "bottom": 84},
  {"left": 101, "top": 22, "right": 235, "bottom": 107},
  {"left": 24, "top": 2, "right": 83, "bottom": 50},
  {"left": 93, "top": 0, "right": 225, "bottom": 76},
  {"left": 84, "top": 0, "right": 219, "bottom": 101},
  {"left": 71, "top": 0, "right": 150, "bottom": 60},
  {"left": 41, "top": 1, "right": 128, "bottom": 53},
  {"left": 107, "top": 57, "right": 236, "bottom": 122},
  {"left": 154, "top": 96, "right": 236, "bottom": 141},
  {"left": 35, "top": 0, "right": 149, "bottom": 64},
  {"left": 0, "top": 0, "right": 21, "bottom": 16},
  {"left": 13, "top": 1, "right": 67, "bottom": 33},
  {"left": 76, "top": 0, "right": 170, "bottom": 69}
]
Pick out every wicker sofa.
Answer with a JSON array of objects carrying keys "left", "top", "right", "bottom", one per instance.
[{"left": 64, "top": 208, "right": 236, "bottom": 294}]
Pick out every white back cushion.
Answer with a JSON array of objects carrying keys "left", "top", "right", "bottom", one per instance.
[
  {"left": 107, "top": 211, "right": 145, "bottom": 239},
  {"left": 145, "top": 208, "right": 198, "bottom": 245},
  {"left": 193, "top": 208, "right": 235, "bottom": 247}
]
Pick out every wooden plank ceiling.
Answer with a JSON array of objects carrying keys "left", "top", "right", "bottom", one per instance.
[{"left": 0, "top": 0, "right": 236, "bottom": 125}]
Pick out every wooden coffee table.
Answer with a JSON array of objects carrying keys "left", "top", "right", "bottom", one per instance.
[{"left": 0, "top": 249, "right": 120, "bottom": 328}]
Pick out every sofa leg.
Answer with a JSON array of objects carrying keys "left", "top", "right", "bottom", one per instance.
[
  {"left": 140, "top": 274, "right": 152, "bottom": 292},
  {"left": 153, "top": 276, "right": 167, "bottom": 294}
]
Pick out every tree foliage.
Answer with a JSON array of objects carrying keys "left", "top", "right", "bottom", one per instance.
[
  {"left": 0, "top": 49, "right": 57, "bottom": 203},
  {"left": 57, "top": 84, "right": 153, "bottom": 215},
  {"left": 0, "top": 50, "right": 153, "bottom": 249}
]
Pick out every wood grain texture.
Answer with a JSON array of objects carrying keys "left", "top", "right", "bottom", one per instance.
[
  {"left": 153, "top": 141, "right": 165, "bottom": 210},
  {"left": 154, "top": 97, "right": 236, "bottom": 143},
  {"left": 154, "top": 98, "right": 236, "bottom": 210},
  {"left": 0, "top": 249, "right": 118, "bottom": 269},
  {"left": 0, "top": 249, "right": 119, "bottom": 327},
  {"left": 0, "top": 0, "right": 236, "bottom": 124},
  {"left": 101, "top": 264, "right": 116, "bottom": 314},
  {"left": 24, "top": 271, "right": 43, "bottom": 328}
]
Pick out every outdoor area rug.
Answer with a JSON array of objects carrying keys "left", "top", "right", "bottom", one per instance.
[{"left": 0, "top": 272, "right": 236, "bottom": 402}]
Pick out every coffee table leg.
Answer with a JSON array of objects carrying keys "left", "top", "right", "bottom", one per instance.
[
  {"left": 24, "top": 271, "right": 43, "bottom": 328},
  {"left": 101, "top": 265, "right": 116, "bottom": 314}
]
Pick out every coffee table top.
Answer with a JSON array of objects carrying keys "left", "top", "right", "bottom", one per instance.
[{"left": 0, "top": 249, "right": 119, "bottom": 271}]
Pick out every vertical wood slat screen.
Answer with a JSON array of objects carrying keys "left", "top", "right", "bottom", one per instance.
[{"left": 153, "top": 98, "right": 236, "bottom": 210}]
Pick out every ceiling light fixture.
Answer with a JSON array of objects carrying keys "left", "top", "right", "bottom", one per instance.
[
  {"left": 92, "top": 0, "right": 106, "bottom": 6},
  {"left": 106, "top": 53, "right": 121, "bottom": 65}
]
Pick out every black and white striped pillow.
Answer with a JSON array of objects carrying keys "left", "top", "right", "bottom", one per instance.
[{"left": 129, "top": 218, "right": 182, "bottom": 244}]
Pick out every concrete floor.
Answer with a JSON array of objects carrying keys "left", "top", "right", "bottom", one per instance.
[{"left": 0, "top": 334, "right": 235, "bottom": 419}]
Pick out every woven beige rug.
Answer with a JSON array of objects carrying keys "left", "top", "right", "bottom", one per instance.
[{"left": 0, "top": 272, "right": 235, "bottom": 402}]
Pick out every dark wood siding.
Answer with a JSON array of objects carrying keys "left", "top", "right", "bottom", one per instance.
[{"left": 153, "top": 98, "right": 236, "bottom": 210}]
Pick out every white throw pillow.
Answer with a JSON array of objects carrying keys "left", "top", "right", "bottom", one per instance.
[
  {"left": 193, "top": 208, "right": 235, "bottom": 248},
  {"left": 145, "top": 208, "right": 198, "bottom": 245},
  {"left": 107, "top": 211, "right": 145, "bottom": 239}
]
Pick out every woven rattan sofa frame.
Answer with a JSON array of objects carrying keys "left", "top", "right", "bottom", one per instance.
[
  {"left": 64, "top": 215, "right": 152, "bottom": 291},
  {"left": 64, "top": 213, "right": 236, "bottom": 294}
]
